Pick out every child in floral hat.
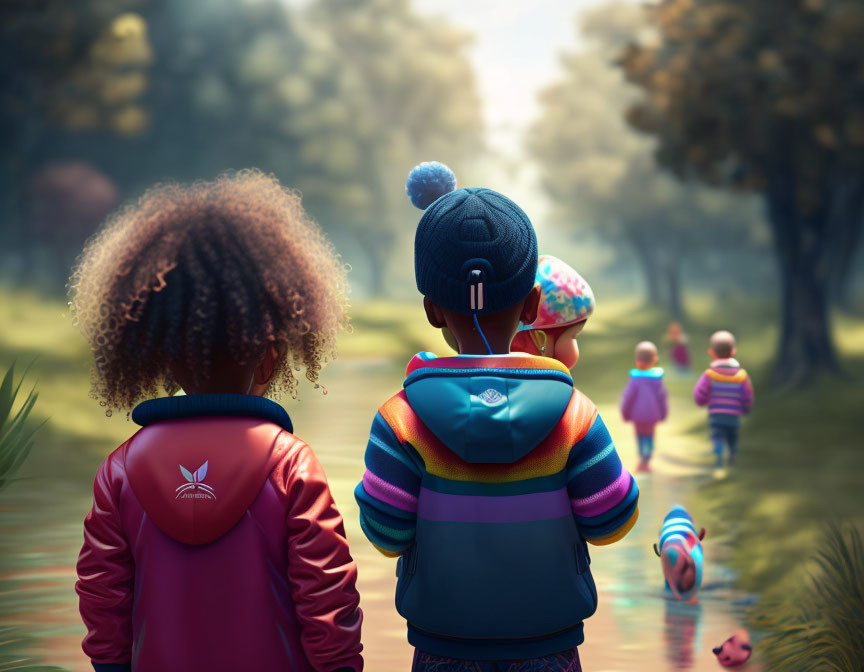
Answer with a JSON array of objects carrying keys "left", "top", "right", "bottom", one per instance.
[{"left": 511, "top": 255, "right": 595, "bottom": 369}]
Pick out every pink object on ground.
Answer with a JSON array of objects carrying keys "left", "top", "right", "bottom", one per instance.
[{"left": 713, "top": 629, "right": 753, "bottom": 667}]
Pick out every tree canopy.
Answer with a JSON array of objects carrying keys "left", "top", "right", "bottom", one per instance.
[
  {"left": 620, "top": 0, "right": 864, "bottom": 382},
  {"left": 1, "top": 0, "right": 484, "bottom": 294},
  {"left": 530, "top": 2, "right": 763, "bottom": 318}
]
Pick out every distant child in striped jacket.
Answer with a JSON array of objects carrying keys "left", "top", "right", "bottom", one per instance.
[
  {"left": 355, "top": 163, "right": 638, "bottom": 672},
  {"left": 693, "top": 331, "right": 754, "bottom": 467}
]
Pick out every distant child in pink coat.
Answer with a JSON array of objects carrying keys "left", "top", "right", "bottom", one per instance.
[
  {"left": 665, "top": 322, "right": 691, "bottom": 373},
  {"left": 620, "top": 341, "right": 669, "bottom": 473}
]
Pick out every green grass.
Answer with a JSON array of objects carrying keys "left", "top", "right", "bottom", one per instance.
[
  {"left": 753, "top": 524, "right": 864, "bottom": 671},
  {"left": 0, "top": 363, "right": 42, "bottom": 492}
]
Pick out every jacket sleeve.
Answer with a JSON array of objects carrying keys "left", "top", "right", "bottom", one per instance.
[
  {"left": 741, "top": 376, "right": 754, "bottom": 414},
  {"left": 693, "top": 372, "right": 712, "bottom": 407},
  {"left": 280, "top": 440, "right": 364, "bottom": 672},
  {"left": 620, "top": 379, "right": 636, "bottom": 421},
  {"left": 566, "top": 414, "right": 639, "bottom": 546},
  {"left": 75, "top": 448, "right": 134, "bottom": 669},
  {"left": 354, "top": 412, "right": 421, "bottom": 557},
  {"left": 659, "top": 381, "right": 669, "bottom": 421}
]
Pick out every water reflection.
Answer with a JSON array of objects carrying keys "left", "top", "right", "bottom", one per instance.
[{"left": 664, "top": 599, "right": 703, "bottom": 669}]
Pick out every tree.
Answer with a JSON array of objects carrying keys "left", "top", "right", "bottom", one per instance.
[
  {"left": 292, "top": 0, "right": 485, "bottom": 294},
  {"left": 529, "top": 2, "right": 763, "bottom": 319},
  {"left": 0, "top": 1, "right": 150, "bottom": 249},
  {"left": 620, "top": 0, "right": 864, "bottom": 383}
]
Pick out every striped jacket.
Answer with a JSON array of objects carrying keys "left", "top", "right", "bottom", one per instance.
[
  {"left": 658, "top": 505, "right": 704, "bottom": 602},
  {"left": 693, "top": 358, "right": 753, "bottom": 416},
  {"left": 355, "top": 352, "right": 638, "bottom": 660}
]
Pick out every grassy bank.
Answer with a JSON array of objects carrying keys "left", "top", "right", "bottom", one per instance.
[{"left": 685, "top": 310, "right": 864, "bottom": 669}]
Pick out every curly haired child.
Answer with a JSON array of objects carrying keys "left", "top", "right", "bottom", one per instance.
[
  {"left": 355, "top": 162, "right": 638, "bottom": 672},
  {"left": 69, "top": 171, "right": 363, "bottom": 672}
]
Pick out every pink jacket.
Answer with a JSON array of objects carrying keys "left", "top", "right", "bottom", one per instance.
[
  {"left": 76, "top": 395, "right": 363, "bottom": 672},
  {"left": 620, "top": 367, "right": 668, "bottom": 428}
]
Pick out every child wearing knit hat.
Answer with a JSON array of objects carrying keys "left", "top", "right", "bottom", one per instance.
[{"left": 355, "top": 162, "right": 639, "bottom": 671}]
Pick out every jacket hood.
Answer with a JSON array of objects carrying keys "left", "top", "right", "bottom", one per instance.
[
  {"left": 630, "top": 367, "right": 664, "bottom": 378},
  {"left": 125, "top": 394, "right": 291, "bottom": 545},
  {"left": 402, "top": 352, "right": 573, "bottom": 464}
]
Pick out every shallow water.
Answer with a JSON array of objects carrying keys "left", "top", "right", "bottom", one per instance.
[{"left": 0, "top": 359, "right": 759, "bottom": 671}]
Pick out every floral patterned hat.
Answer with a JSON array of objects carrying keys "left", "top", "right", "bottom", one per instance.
[{"left": 519, "top": 254, "right": 595, "bottom": 331}]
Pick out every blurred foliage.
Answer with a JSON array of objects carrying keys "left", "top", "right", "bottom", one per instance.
[
  {"left": 753, "top": 524, "right": 864, "bottom": 671},
  {"left": 0, "top": 0, "right": 483, "bottom": 295},
  {"left": 0, "top": 363, "right": 41, "bottom": 492},
  {"left": 0, "top": 0, "right": 150, "bottom": 139},
  {"left": 295, "top": 0, "right": 483, "bottom": 292},
  {"left": 529, "top": 2, "right": 766, "bottom": 319},
  {"left": 619, "top": 0, "right": 864, "bottom": 382}
]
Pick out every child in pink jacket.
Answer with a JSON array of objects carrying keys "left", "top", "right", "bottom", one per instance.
[
  {"left": 70, "top": 172, "right": 362, "bottom": 672},
  {"left": 620, "top": 341, "right": 669, "bottom": 472}
]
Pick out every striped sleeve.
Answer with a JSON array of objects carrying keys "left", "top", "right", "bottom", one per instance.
[
  {"left": 354, "top": 412, "right": 422, "bottom": 557},
  {"left": 565, "top": 414, "right": 639, "bottom": 546},
  {"left": 741, "top": 376, "right": 754, "bottom": 414},
  {"left": 693, "top": 372, "right": 712, "bottom": 406}
]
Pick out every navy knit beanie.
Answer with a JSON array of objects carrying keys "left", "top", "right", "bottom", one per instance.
[{"left": 407, "top": 162, "right": 538, "bottom": 315}]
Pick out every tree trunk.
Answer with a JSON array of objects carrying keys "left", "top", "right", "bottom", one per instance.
[
  {"left": 828, "top": 185, "right": 864, "bottom": 312},
  {"left": 355, "top": 229, "right": 389, "bottom": 297},
  {"left": 664, "top": 259, "right": 684, "bottom": 320},
  {"left": 765, "top": 170, "right": 846, "bottom": 385},
  {"left": 628, "top": 234, "right": 663, "bottom": 306}
]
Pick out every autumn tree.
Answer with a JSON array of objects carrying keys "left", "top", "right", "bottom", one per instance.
[
  {"left": 530, "top": 2, "right": 763, "bottom": 318},
  {"left": 621, "top": 0, "right": 864, "bottom": 382},
  {"left": 1, "top": 0, "right": 483, "bottom": 296},
  {"left": 0, "top": 1, "right": 150, "bottom": 249}
]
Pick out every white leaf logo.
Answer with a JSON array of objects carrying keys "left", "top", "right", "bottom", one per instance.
[{"left": 176, "top": 461, "right": 216, "bottom": 499}]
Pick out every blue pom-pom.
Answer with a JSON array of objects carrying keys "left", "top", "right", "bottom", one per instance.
[{"left": 406, "top": 161, "right": 457, "bottom": 210}]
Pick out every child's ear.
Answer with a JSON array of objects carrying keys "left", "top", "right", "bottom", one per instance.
[
  {"left": 254, "top": 345, "right": 279, "bottom": 385},
  {"left": 520, "top": 284, "right": 542, "bottom": 327},
  {"left": 529, "top": 329, "right": 547, "bottom": 353},
  {"left": 424, "top": 297, "right": 447, "bottom": 329},
  {"left": 708, "top": 348, "right": 716, "bottom": 358}
]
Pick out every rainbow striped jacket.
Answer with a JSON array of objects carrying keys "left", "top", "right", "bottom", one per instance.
[
  {"left": 693, "top": 358, "right": 754, "bottom": 416},
  {"left": 355, "top": 352, "right": 639, "bottom": 660}
]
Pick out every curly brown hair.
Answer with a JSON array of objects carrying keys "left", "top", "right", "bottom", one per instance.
[{"left": 69, "top": 169, "right": 350, "bottom": 411}]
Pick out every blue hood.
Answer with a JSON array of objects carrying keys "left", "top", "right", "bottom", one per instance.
[{"left": 403, "top": 355, "right": 574, "bottom": 463}]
